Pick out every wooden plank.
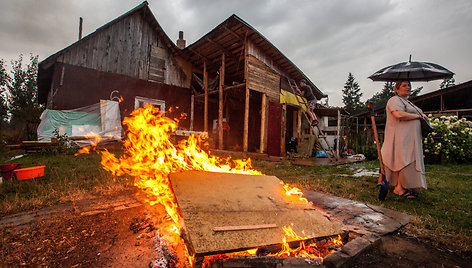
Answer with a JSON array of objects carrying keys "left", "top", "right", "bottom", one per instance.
[
  {"left": 213, "top": 224, "right": 277, "bottom": 232},
  {"left": 243, "top": 40, "right": 249, "bottom": 153},
  {"left": 190, "top": 94, "right": 195, "bottom": 131},
  {"left": 169, "top": 171, "right": 341, "bottom": 255},
  {"left": 281, "top": 103, "right": 287, "bottom": 156},
  {"left": 260, "top": 93, "right": 267, "bottom": 153},
  {"left": 218, "top": 53, "right": 225, "bottom": 150},
  {"left": 204, "top": 61, "right": 208, "bottom": 132},
  {"left": 297, "top": 108, "right": 302, "bottom": 141}
]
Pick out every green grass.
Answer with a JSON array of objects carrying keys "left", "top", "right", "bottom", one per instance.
[
  {"left": 0, "top": 149, "right": 470, "bottom": 252},
  {"left": 0, "top": 149, "right": 134, "bottom": 215},
  {"left": 252, "top": 160, "right": 472, "bottom": 252}
]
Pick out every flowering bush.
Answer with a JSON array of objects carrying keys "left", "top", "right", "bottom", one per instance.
[{"left": 423, "top": 115, "right": 472, "bottom": 163}]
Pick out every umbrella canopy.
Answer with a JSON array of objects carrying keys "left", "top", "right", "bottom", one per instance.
[{"left": 369, "top": 57, "right": 454, "bottom": 82}]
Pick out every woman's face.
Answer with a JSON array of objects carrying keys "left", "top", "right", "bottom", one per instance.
[{"left": 395, "top": 81, "right": 411, "bottom": 97}]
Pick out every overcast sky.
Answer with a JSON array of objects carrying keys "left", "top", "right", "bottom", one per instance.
[{"left": 1, "top": 0, "right": 471, "bottom": 106}]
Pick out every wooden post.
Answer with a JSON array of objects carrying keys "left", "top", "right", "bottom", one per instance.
[
  {"left": 203, "top": 61, "right": 208, "bottom": 132},
  {"left": 190, "top": 94, "right": 194, "bottom": 131},
  {"left": 281, "top": 103, "right": 287, "bottom": 156},
  {"left": 336, "top": 109, "right": 341, "bottom": 159},
  {"left": 297, "top": 108, "right": 302, "bottom": 141},
  {"left": 218, "top": 54, "right": 225, "bottom": 150},
  {"left": 243, "top": 41, "right": 249, "bottom": 153},
  {"left": 259, "top": 93, "right": 267, "bottom": 154}
]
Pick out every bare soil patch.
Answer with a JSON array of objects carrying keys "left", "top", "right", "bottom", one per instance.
[{"left": 1, "top": 192, "right": 470, "bottom": 267}]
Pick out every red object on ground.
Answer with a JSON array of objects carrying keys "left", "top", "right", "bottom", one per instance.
[
  {"left": 13, "top": 166, "right": 45, "bottom": 180},
  {"left": 0, "top": 163, "right": 22, "bottom": 179}
]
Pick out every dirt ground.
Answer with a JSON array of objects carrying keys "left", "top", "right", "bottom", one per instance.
[{"left": 1, "top": 192, "right": 470, "bottom": 267}]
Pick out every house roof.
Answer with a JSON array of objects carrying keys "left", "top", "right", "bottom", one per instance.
[
  {"left": 38, "top": 1, "right": 177, "bottom": 70},
  {"left": 38, "top": 2, "right": 326, "bottom": 100},
  {"left": 177, "top": 14, "right": 327, "bottom": 99}
]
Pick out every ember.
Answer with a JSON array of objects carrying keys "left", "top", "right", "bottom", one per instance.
[{"left": 77, "top": 104, "right": 343, "bottom": 267}]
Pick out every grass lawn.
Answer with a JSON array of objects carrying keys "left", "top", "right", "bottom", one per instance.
[{"left": 1, "top": 149, "right": 470, "bottom": 253}]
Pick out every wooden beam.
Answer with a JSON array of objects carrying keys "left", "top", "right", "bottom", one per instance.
[
  {"left": 188, "top": 47, "right": 209, "bottom": 62},
  {"left": 260, "top": 93, "right": 267, "bottom": 154},
  {"left": 222, "top": 25, "right": 244, "bottom": 43},
  {"left": 195, "top": 83, "right": 246, "bottom": 98},
  {"left": 190, "top": 94, "right": 194, "bottom": 131},
  {"left": 281, "top": 103, "right": 287, "bottom": 157},
  {"left": 204, "top": 61, "right": 208, "bottom": 132},
  {"left": 218, "top": 53, "right": 225, "bottom": 150},
  {"left": 213, "top": 224, "right": 277, "bottom": 232},
  {"left": 336, "top": 109, "right": 341, "bottom": 159},
  {"left": 243, "top": 40, "right": 250, "bottom": 153},
  {"left": 206, "top": 37, "right": 238, "bottom": 61},
  {"left": 297, "top": 108, "right": 302, "bottom": 141}
]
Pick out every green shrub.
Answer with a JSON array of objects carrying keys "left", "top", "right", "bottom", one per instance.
[{"left": 424, "top": 115, "right": 472, "bottom": 163}]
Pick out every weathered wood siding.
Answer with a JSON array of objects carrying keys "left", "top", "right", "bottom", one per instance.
[
  {"left": 247, "top": 55, "right": 280, "bottom": 101},
  {"left": 247, "top": 40, "right": 290, "bottom": 78},
  {"left": 54, "top": 12, "right": 187, "bottom": 87}
]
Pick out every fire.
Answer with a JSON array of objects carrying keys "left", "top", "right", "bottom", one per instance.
[
  {"left": 202, "top": 226, "right": 343, "bottom": 266},
  {"left": 77, "top": 104, "right": 341, "bottom": 266},
  {"left": 281, "top": 182, "right": 308, "bottom": 203},
  {"left": 95, "top": 105, "right": 261, "bottom": 265}
]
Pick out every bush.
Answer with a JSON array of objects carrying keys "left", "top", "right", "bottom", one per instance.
[
  {"left": 357, "top": 145, "right": 378, "bottom": 160},
  {"left": 424, "top": 115, "right": 472, "bottom": 163}
]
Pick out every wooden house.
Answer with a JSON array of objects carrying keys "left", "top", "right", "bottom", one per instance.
[{"left": 37, "top": 1, "right": 328, "bottom": 156}]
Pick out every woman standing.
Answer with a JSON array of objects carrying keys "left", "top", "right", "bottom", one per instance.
[{"left": 381, "top": 81, "right": 427, "bottom": 198}]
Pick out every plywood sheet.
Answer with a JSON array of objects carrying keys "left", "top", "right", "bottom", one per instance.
[{"left": 169, "top": 171, "right": 340, "bottom": 254}]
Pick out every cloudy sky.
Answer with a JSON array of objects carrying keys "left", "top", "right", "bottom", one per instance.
[{"left": 1, "top": 0, "right": 471, "bottom": 106}]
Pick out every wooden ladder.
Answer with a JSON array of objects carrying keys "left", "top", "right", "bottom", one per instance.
[{"left": 287, "top": 78, "right": 338, "bottom": 163}]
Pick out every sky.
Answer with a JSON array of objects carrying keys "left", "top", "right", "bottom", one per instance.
[{"left": 1, "top": 0, "right": 471, "bottom": 107}]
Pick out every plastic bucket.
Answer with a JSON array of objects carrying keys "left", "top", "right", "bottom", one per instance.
[
  {"left": 13, "top": 166, "right": 45, "bottom": 180},
  {"left": 0, "top": 163, "right": 22, "bottom": 179}
]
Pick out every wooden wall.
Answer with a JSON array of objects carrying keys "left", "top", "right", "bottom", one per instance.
[
  {"left": 247, "top": 55, "right": 280, "bottom": 101},
  {"left": 49, "top": 63, "right": 191, "bottom": 128},
  {"left": 53, "top": 12, "right": 188, "bottom": 88}
]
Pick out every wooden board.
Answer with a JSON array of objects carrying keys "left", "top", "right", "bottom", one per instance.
[{"left": 169, "top": 171, "right": 340, "bottom": 255}]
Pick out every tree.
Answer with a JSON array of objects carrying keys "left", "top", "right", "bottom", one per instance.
[
  {"left": 369, "top": 82, "right": 422, "bottom": 109},
  {"left": 440, "top": 77, "right": 455, "bottom": 89},
  {"left": 342, "top": 73, "right": 364, "bottom": 115},
  {"left": 0, "top": 59, "right": 8, "bottom": 127},
  {"left": 6, "top": 54, "right": 43, "bottom": 140}
]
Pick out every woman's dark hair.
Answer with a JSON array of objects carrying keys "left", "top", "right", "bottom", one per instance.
[{"left": 394, "top": 80, "right": 411, "bottom": 93}]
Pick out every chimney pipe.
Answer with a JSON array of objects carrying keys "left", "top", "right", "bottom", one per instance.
[
  {"left": 176, "top": 31, "right": 186, "bottom": 49},
  {"left": 79, "top": 17, "right": 83, "bottom": 40}
]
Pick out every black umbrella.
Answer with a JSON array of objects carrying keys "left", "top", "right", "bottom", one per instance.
[{"left": 368, "top": 55, "right": 454, "bottom": 82}]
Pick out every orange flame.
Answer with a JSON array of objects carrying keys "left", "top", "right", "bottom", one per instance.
[
  {"left": 282, "top": 182, "right": 308, "bottom": 203},
  {"left": 98, "top": 104, "right": 261, "bottom": 265},
  {"left": 202, "top": 226, "right": 343, "bottom": 266},
  {"left": 91, "top": 104, "right": 338, "bottom": 266}
]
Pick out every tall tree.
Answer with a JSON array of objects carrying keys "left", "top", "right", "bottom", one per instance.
[
  {"left": 342, "top": 73, "right": 364, "bottom": 115},
  {"left": 0, "top": 59, "right": 8, "bottom": 127},
  {"left": 369, "top": 82, "right": 422, "bottom": 109},
  {"left": 7, "top": 54, "right": 43, "bottom": 140}
]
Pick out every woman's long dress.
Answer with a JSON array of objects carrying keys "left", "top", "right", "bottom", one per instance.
[{"left": 380, "top": 96, "right": 427, "bottom": 193}]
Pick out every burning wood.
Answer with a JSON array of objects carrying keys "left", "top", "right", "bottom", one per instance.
[{"left": 77, "top": 104, "right": 343, "bottom": 267}]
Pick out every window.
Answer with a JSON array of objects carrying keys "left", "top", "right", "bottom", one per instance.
[{"left": 134, "top": 96, "right": 165, "bottom": 113}]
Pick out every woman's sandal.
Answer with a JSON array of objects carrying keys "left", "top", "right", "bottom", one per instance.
[{"left": 400, "top": 190, "right": 418, "bottom": 199}]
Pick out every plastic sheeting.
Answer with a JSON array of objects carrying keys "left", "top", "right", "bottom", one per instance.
[
  {"left": 37, "top": 100, "right": 122, "bottom": 146},
  {"left": 279, "top": 89, "right": 307, "bottom": 111}
]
